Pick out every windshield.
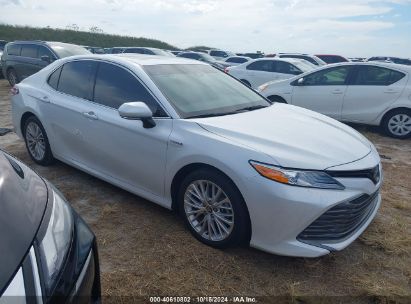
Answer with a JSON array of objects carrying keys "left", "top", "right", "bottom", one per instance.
[
  {"left": 293, "top": 60, "right": 316, "bottom": 73},
  {"left": 144, "top": 64, "right": 270, "bottom": 118},
  {"left": 49, "top": 43, "right": 91, "bottom": 58}
]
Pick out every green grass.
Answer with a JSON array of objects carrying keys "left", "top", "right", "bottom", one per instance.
[{"left": 0, "top": 24, "right": 179, "bottom": 50}]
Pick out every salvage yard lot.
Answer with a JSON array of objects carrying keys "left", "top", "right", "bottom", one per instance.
[{"left": 0, "top": 79, "right": 410, "bottom": 302}]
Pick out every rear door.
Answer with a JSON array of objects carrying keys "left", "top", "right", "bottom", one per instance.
[
  {"left": 342, "top": 65, "right": 408, "bottom": 123},
  {"left": 244, "top": 60, "right": 280, "bottom": 88},
  {"left": 40, "top": 60, "right": 98, "bottom": 164},
  {"left": 290, "top": 66, "right": 353, "bottom": 119}
]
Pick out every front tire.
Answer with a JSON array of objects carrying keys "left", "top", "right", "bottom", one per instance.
[
  {"left": 23, "top": 116, "right": 55, "bottom": 165},
  {"left": 381, "top": 109, "right": 411, "bottom": 139},
  {"left": 178, "top": 169, "right": 250, "bottom": 248}
]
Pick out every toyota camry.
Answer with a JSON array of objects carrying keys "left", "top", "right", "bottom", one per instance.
[{"left": 11, "top": 54, "right": 382, "bottom": 257}]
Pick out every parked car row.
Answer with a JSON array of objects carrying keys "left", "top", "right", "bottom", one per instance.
[{"left": 1, "top": 40, "right": 410, "bottom": 139}]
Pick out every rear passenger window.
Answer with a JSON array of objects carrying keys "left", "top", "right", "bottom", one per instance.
[
  {"left": 21, "top": 45, "right": 38, "bottom": 58},
  {"left": 58, "top": 60, "right": 97, "bottom": 100},
  {"left": 246, "top": 60, "right": 272, "bottom": 72},
  {"left": 275, "top": 61, "right": 302, "bottom": 75},
  {"left": 354, "top": 66, "right": 405, "bottom": 86},
  {"left": 7, "top": 44, "right": 22, "bottom": 56},
  {"left": 93, "top": 62, "right": 166, "bottom": 116},
  {"left": 47, "top": 67, "right": 62, "bottom": 90}
]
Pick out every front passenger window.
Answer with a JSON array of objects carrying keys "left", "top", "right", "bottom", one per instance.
[
  {"left": 303, "top": 67, "right": 350, "bottom": 86},
  {"left": 93, "top": 62, "right": 167, "bottom": 116}
]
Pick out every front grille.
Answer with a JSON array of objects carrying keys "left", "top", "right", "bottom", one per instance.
[
  {"left": 298, "top": 191, "right": 379, "bottom": 244},
  {"left": 327, "top": 165, "right": 381, "bottom": 185}
]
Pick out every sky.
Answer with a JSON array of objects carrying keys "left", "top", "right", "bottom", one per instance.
[{"left": 1, "top": 0, "right": 411, "bottom": 58}]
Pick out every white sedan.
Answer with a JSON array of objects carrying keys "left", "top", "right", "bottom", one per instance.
[
  {"left": 226, "top": 58, "right": 315, "bottom": 88},
  {"left": 12, "top": 54, "right": 382, "bottom": 257},
  {"left": 257, "top": 62, "right": 411, "bottom": 139}
]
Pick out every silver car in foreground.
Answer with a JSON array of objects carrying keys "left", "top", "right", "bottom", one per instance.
[{"left": 11, "top": 54, "right": 382, "bottom": 257}]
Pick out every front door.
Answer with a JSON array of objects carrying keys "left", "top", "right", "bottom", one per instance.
[{"left": 290, "top": 66, "right": 353, "bottom": 119}]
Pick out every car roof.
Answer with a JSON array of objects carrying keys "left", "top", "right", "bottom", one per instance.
[
  {"left": 309, "top": 61, "right": 411, "bottom": 73},
  {"left": 61, "top": 53, "right": 208, "bottom": 66},
  {"left": 8, "top": 41, "right": 81, "bottom": 48},
  {"left": 252, "top": 57, "right": 308, "bottom": 64}
]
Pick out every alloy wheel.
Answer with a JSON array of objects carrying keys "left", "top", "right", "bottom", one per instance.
[
  {"left": 388, "top": 113, "right": 411, "bottom": 137},
  {"left": 184, "top": 180, "right": 234, "bottom": 241},
  {"left": 25, "top": 121, "right": 46, "bottom": 161}
]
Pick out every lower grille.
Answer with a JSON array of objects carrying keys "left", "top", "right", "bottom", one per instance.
[{"left": 298, "top": 191, "right": 379, "bottom": 244}]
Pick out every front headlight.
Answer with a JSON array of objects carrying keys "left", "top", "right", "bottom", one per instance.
[
  {"left": 38, "top": 187, "right": 73, "bottom": 293},
  {"left": 250, "top": 161, "right": 345, "bottom": 190}
]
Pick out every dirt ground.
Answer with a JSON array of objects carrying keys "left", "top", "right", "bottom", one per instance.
[{"left": 0, "top": 79, "right": 410, "bottom": 303}]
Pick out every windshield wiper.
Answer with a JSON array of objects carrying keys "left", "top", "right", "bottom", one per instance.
[
  {"left": 186, "top": 112, "right": 238, "bottom": 119},
  {"left": 186, "top": 105, "right": 269, "bottom": 119},
  {"left": 234, "top": 105, "right": 268, "bottom": 112}
]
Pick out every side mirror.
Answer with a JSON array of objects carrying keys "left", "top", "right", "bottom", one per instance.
[
  {"left": 40, "top": 55, "right": 51, "bottom": 63},
  {"left": 118, "top": 102, "right": 156, "bottom": 128},
  {"left": 297, "top": 77, "right": 305, "bottom": 85}
]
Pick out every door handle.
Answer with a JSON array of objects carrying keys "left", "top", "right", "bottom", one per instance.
[
  {"left": 332, "top": 89, "right": 343, "bottom": 94},
  {"left": 384, "top": 89, "right": 397, "bottom": 94},
  {"left": 83, "top": 111, "right": 98, "bottom": 120},
  {"left": 40, "top": 95, "right": 50, "bottom": 103}
]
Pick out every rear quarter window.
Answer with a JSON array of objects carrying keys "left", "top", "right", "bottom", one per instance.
[
  {"left": 354, "top": 66, "right": 406, "bottom": 86},
  {"left": 47, "top": 66, "right": 63, "bottom": 90},
  {"left": 7, "top": 44, "right": 22, "bottom": 56}
]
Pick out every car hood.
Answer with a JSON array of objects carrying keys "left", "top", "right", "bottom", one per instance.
[
  {"left": 0, "top": 152, "right": 48, "bottom": 294},
  {"left": 194, "top": 104, "right": 372, "bottom": 170}
]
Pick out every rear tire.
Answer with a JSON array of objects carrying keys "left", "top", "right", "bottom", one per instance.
[
  {"left": 178, "top": 168, "right": 250, "bottom": 249},
  {"left": 7, "top": 68, "right": 19, "bottom": 86},
  {"left": 23, "top": 116, "right": 55, "bottom": 165},
  {"left": 381, "top": 109, "right": 411, "bottom": 139}
]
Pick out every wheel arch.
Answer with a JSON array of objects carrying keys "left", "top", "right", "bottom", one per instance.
[
  {"left": 20, "top": 111, "right": 37, "bottom": 136},
  {"left": 170, "top": 163, "right": 247, "bottom": 212},
  {"left": 266, "top": 95, "right": 288, "bottom": 104},
  {"left": 380, "top": 106, "right": 411, "bottom": 126},
  {"left": 170, "top": 162, "right": 252, "bottom": 242}
]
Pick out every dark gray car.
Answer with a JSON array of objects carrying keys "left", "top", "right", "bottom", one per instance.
[{"left": 1, "top": 41, "right": 90, "bottom": 86}]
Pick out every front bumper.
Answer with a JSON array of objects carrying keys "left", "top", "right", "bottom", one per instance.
[{"left": 243, "top": 154, "right": 382, "bottom": 257}]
